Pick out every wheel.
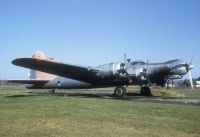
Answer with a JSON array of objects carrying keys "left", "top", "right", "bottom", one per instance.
[
  {"left": 48, "top": 89, "right": 55, "bottom": 94},
  {"left": 114, "top": 86, "right": 127, "bottom": 98},
  {"left": 140, "top": 86, "right": 151, "bottom": 96}
]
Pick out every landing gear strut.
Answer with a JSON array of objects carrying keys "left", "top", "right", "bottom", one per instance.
[
  {"left": 114, "top": 86, "right": 127, "bottom": 98},
  {"left": 140, "top": 86, "right": 151, "bottom": 96}
]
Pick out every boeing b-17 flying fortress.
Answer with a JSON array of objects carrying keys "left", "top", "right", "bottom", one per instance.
[
  {"left": 1, "top": 1, "right": 200, "bottom": 136},
  {"left": 8, "top": 51, "right": 195, "bottom": 98}
]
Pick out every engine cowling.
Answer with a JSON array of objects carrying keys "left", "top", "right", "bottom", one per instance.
[
  {"left": 166, "top": 75, "right": 183, "bottom": 80},
  {"left": 170, "top": 67, "right": 187, "bottom": 75},
  {"left": 97, "top": 63, "right": 124, "bottom": 77},
  {"left": 126, "top": 67, "right": 146, "bottom": 78},
  {"left": 135, "top": 68, "right": 147, "bottom": 81}
]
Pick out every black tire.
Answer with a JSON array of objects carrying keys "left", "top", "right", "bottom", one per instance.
[
  {"left": 140, "top": 86, "right": 151, "bottom": 96},
  {"left": 48, "top": 89, "right": 55, "bottom": 94},
  {"left": 114, "top": 86, "right": 127, "bottom": 98}
]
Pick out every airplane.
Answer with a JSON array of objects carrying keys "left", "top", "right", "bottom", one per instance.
[{"left": 8, "top": 51, "right": 194, "bottom": 98}]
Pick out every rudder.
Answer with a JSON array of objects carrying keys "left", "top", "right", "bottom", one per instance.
[{"left": 30, "top": 50, "right": 56, "bottom": 80}]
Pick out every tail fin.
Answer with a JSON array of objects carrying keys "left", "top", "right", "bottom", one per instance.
[{"left": 30, "top": 51, "right": 56, "bottom": 80}]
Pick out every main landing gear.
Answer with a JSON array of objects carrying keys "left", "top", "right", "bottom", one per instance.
[
  {"left": 114, "top": 85, "right": 152, "bottom": 98},
  {"left": 140, "top": 86, "right": 151, "bottom": 96},
  {"left": 114, "top": 86, "right": 127, "bottom": 98},
  {"left": 48, "top": 89, "right": 56, "bottom": 94}
]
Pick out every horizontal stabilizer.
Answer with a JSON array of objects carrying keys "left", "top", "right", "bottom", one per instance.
[{"left": 7, "top": 80, "right": 49, "bottom": 84}]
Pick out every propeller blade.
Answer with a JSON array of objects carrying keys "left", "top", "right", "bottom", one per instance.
[
  {"left": 190, "top": 55, "right": 194, "bottom": 65},
  {"left": 146, "top": 60, "right": 149, "bottom": 71},
  {"left": 124, "top": 53, "right": 126, "bottom": 64},
  {"left": 188, "top": 70, "right": 194, "bottom": 89}
]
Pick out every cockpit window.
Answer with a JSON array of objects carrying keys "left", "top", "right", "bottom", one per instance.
[
  {"left": 131, "top": 60, "right": 146, "bottom": 65},
  {"left": 165, "top": 60, "right": 178, "bottom": 63},
  {"left": 165, "top": 59, "right": 185, "bottom": 64}
]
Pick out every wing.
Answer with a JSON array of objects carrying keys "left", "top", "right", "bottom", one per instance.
[
  {"left": 12, "top": 58, "right": 100, "bottom": 83},
  {"left": 7, "top": 80, "right": 49, "bottom": 84}
]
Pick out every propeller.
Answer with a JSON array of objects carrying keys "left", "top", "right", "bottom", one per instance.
[
  {"left": 124, "top": 53, "right": 126, "bottom": 65},
  {"left": 120, "top": 53, "right": 132, "bottom": 83},
  {"left": 117, "top": 65, "right": 132, "bottom": 84},
  {"left": 186, "top": 57, "right": 195, "bottom": 89},
  {"left": 117, "top": 54, "right": 132, "bottom": 83},
  {"left": 145, "top": 60, "right": 151, "bottom": 85},
  {"left": 190, "top": 55, "right": 194, "bottom": 65},
  {"left": 146, "top": 60, "right": 149, "bottom": 75},
  {"left": 136, "top": 60, "right": 150, "bottom": 85},
  {"left": 188, "top": 70, "right": 194, "bottom": 89}
]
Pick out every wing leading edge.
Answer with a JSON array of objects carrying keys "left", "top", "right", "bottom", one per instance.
[{"left": 12, "top": 58, "right": 99, "bottom": 83}]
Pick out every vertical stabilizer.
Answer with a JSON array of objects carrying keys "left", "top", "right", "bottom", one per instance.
[{"left": 30, "top": 51, "right": 56, "bottom": 80}]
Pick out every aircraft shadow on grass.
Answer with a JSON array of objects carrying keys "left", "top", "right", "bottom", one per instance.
[
  {"left": 5, "top": 92, "right": 146, "bottom": 101},
  {"left": 5, "top": 94, "right": 35, "bottom": 98}
]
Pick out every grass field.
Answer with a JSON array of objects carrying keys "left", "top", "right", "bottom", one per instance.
[{"left": 0, "top": 86, "right": 200, "bottom": 137}]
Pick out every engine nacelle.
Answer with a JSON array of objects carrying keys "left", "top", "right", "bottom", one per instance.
[
  {"left": 97, "top": 63, "right": 123, "bottom": 77},
  {"left": 170, "top": 66, "right": 187, "bottom": 75},
  {"left": 166, "top": 75, "right": 183, "bottom": 80},
  {"left": 135, "top": 68, "right": 147, "bottom": 81},
  {"left": 126, "top": 66, "right": 147, "bottom": 82}
]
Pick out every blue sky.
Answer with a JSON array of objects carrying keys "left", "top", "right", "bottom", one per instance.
[{"left": 0, "top": 0, "right": 200, "bottom": 79}]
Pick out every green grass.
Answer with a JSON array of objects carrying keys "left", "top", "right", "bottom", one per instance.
[
  {"left": 175, "top": 88, "right": 200, "bottom": 99},
  {"left": 0, "top": 87, "right": 200, "bottom": 137}
]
